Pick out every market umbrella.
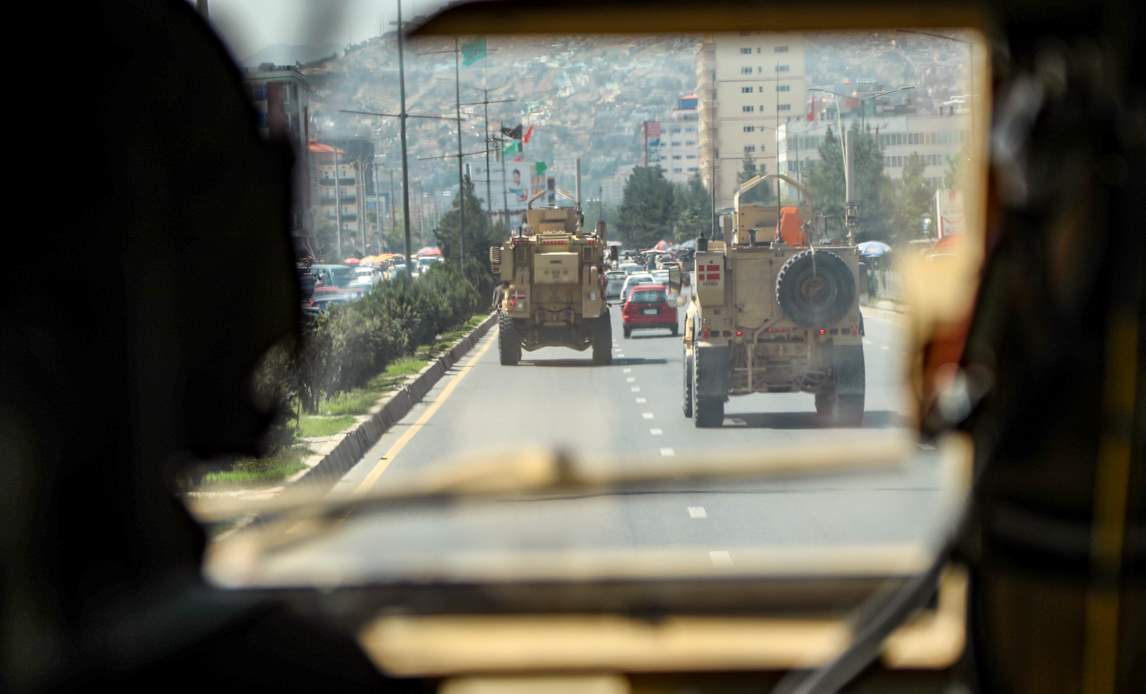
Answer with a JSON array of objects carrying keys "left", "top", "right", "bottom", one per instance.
[
  {"left": 857, "top": 241, "right": 891, "bottom": 258},
  {"left": 417, "top": 246, "right": 443, "bottom": 257},
  {"left": 343, "top": 257, "right": 360, "bottom": 265}
]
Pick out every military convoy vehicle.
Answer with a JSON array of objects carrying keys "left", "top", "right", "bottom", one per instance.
[
  {"left": 683, "top": 174, "right": 865, "bottom": 427},
  {"left": 490, "top": 193, "right": 614, "bottom": 366}
]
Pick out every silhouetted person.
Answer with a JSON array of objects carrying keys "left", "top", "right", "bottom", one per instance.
[{"left": 3, "top": 2, "right": 398, "bottom": 692}]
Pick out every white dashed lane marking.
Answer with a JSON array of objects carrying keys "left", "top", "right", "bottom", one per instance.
[
  {"left": 642, "top": 412, "right": 655, "bottom": 420},
  {"left": 688, "top": 506, "right": 707, "bottom": 519},
  {"left": 626, "top": 377, "right": 637, "bottom": 383},
  {"left": 623, "top": 368, "right": 632, "bottom": 373},
  {"left": 660, "top": 447, "right": 675, "bottom": 457},
  {"left": 631, "top": 386, "right": 641, "bottom": 393},
  {"left": 709, "top": 550, "right": 734, "bottom": 567},
  {"left": 649, "top": 428, "right": 663, "bottom": 435},
  {"left": 635, "top": 397, "right": 647, "bottom": 404}
]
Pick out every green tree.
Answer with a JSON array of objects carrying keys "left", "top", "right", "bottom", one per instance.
[
  {"left": 805, "top": 126, "right": 845, "bottom": 231},
  {"left": 670, "top": 171, "right": 713, "bottom": 241},
  {"left": 434, "top": 174, "right": 502, "bottom": 271},
  {"left": 849, "top": 121, "right": 891, "bottom": 239},
  {"left": 804, "top": 123, "right": 891, "bottom": 241},
  {"left": 736, "top": 159, "right": 773, "bottom": 204},
  {"left": 617, "top": 166, "right": 675, "bottom": 249},
  {"left": 892, "top": 152, "right": 936, "bottom": 241},
  {"left": 943, "top": 147, "right": 967, "bottom": 190}
]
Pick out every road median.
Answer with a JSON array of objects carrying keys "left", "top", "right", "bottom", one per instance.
[{"left": 296, "top": 311, "right": 496, "bottom": 491}]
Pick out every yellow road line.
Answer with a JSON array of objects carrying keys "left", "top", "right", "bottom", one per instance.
[{"left": 353, "top": 334, "right": 497, "bottom": 497}]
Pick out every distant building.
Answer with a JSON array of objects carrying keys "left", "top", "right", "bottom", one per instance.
[
  {"left": 697, "top": 33, "right": 809, "bottom": 208},
  {"left": 602, "top": 165, "right": 635, "bottom": 207},
  {"left": 662, "top": 94, "right": 701, "bottom": 185},
  {"left": 777, "top": 112, "right": 970, "bottom": 188},
  {"left": 243, "top": 64, "right": 311, "bottom": 238},
  {"left": 309, "top": 138, "right": 375, "bottom": 254}
]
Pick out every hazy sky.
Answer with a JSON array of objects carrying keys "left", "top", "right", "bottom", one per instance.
[{"left": 204, "top": 0, "right": 447, "bottom": 60}]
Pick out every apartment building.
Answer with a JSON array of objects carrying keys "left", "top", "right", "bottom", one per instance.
[
  {"left": 697, "top": 33, "right": 808, "bottom": 209},
  {"left": 662, "top": 94, "right": 701, "bottom": 184},
  {"left": 777, "top": 112, "right": 971, "bottom": 187}
]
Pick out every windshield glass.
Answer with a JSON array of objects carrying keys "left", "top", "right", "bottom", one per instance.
[
  {"left": 191, "top": 7, "right": 986, "bottom": 600},
  {"left": 631, "top": 289, "right": 668, "bottom": 303}
]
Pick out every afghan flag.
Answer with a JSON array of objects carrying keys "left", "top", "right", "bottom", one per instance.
[
  {"left": 501, "top": 124, "right": 523, "bottom": 140},
  {"left": 503, "top": 140, "right": 522, "bottom": 157},
  {"left": 523, "top": 125, "right": 534, "bottom": 143},
  {"left": 461, "top": 37, "right": 486, "bottom": 66}
]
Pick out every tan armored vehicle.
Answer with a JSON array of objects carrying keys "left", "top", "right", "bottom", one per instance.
[
  {"left": 490, "top": 200, "right": 614, "bottom": 365},
  {"left": 683, "top": 174, "right": 865, "bottom": 427}
]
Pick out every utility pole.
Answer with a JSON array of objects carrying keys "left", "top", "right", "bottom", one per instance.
[
  {"left": 372, "top": 160, "right": 383, "bottom": 253},
  {"left": 388, "top": 169, "right": 397, "bottom": 246},
  {"left": 396, "top": 0, "right": 412, "bottom": 271},
  {"left": 333, "top": 145, "right": 343, "bottom": 258},
  {"left": 460, "top": 88, "right": 516, "bottom": 227},
  {"left": 455, "top": 39, "right": 465, "bottom": 270}
]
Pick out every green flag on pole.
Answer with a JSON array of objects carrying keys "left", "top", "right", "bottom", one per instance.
[
  {"left": 461, "top": 37, "right": 486, "bottom": 66},
  {"left": 535, "top": 161, "right": 548, "bottom": 175},
  {"left": 502, "top": 140, "right": 521, "bottom": 157}
]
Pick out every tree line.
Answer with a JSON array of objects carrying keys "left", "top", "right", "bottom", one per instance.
[{"left": 614, "top": 122, "right": 964, "bottom": 247}]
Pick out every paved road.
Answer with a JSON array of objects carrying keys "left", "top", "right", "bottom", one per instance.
[{"left": 254, "top": 299, "right": 953, "bottom": 583}]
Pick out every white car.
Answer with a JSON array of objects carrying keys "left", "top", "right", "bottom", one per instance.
[
  {"left": 620, "top": 272, "right": 655, "bottom": 303},
  {"left": 618, "top": 262, "right": 642, "bottom": 276},
  {"left": 348, "top": 266, "right": 383, "bottom": 289},
  {"left": 604, "top": 270, "right": 627, "bottom": 302}
]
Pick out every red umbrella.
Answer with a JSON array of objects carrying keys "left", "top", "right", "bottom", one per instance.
[
  {"left": 417, "top": 247, "right": 443, "bottom": 257},
  {"left": 343, "top": 257, "right": 360, "bottom": 265}
]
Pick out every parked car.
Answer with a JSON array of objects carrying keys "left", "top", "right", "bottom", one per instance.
[
  {"left": 605, "top": 270, "right": 626, "bottom": 302},
  {"left": 348, "top": 265, "right": 383, "bottom": 290},
  {"left": 310, "top": 264, "right": 355, "bottom": 294},
  {"left": 620, "top": 272, "right": 655, "bottom": 303},
  {"left": 621, "top": 284, "right": 678, "bottom": 338}
]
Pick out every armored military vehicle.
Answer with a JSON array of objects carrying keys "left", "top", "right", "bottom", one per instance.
[
  {"left": 490, "top": 194, "right": 614, "bottom": 366},
  {"left": 683, "top": 174, "right": 865, "bottom": 427}
]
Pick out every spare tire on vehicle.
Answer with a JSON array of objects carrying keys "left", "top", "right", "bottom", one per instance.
[{"left": 775, "top": 249, "right": 856, "bottom": 327}]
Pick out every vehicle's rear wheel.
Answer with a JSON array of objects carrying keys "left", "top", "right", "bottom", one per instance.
[
  {"left": 498, "top": 312, "right": 522, "bottom": 366},
  {"left": 693, "top": 347, "right": 724, "bottom": 428},
  {"left": 670, "top": 323, "right": 679, "bottom": 336},
  {"left": 683, "top": 348, "right": 694, "bottom": 418},
  {"left": 592, "top": 313, "right": 612, "bottom": 365},
  {"left": 623, "top": 326, "right": 632, "bottom": 338}
]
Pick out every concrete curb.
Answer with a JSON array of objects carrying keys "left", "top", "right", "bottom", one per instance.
[{"left": 297, "top": 312, "right": 496, "bottom": 491}]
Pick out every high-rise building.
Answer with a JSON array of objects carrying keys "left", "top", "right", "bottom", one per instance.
[
  {"left": 697, "top": 33, "right": 808, "bottom": 209},
  {"left": 662, "top": 94, "right": 701, "bottom": 185},
  {"left": 244, "top": 64, "right": 311, "bottom": 238},
  {"left": 309, "top": 139, "right": 375, "bottom": 256}
]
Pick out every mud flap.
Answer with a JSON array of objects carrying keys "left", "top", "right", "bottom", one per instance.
[
  {"left": 694, "top": 344, "right": 731, "bottom": 399},
  {"left": 833, "top": 344, "right": 865, "bottom": 395}
]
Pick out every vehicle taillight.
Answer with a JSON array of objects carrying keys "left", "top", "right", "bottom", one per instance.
[
  {"left": 735, "top": 328, "right": 744, "bottom": 337},
  {"left": 702, "top": 328, "right": 710, "bottom": 339},
  {"left": 818, "top": 328, "right": 827, "bottom": 336}
]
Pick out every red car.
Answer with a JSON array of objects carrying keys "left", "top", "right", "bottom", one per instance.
[{"left": 621, "top": 284, "right": 678, "bottom": 338}]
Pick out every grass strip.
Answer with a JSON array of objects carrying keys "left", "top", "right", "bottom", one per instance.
[
  {"left": 298, "top": 414, "right": 357, "bottom": 437},
  {"left": 202, "top": 446, "right": 309, "bottom": 487}
]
